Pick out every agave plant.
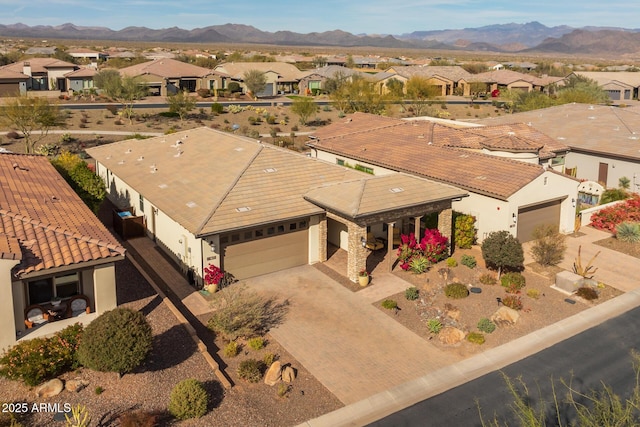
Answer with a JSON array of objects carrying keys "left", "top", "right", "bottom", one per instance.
[{"left": 616, "top": 221, "right": 640, "bottom": 243}]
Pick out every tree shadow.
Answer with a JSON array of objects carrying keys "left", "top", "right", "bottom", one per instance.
[{"left": 141, "top": 324, "right": 198, "bottom": 372}]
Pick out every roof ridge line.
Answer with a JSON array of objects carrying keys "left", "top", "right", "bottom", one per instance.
[
  {"left": 353, "top": 179, "right": 367, "bottom": 217},
  {"left": 195, "top": 144, "right": 264, "bottom": 236}
]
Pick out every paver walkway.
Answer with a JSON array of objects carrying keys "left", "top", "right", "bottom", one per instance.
[{"left": 243, "top": 265, "right": 459, "bottom": 405}]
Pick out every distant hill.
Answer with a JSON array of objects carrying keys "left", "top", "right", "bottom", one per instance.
[{"left": 1, "top": 22, "right": 640, "bottom": 56}]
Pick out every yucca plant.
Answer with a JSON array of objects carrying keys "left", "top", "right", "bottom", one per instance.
[{"left": 616, "top": 221, "right": 640, "bottom": 243}]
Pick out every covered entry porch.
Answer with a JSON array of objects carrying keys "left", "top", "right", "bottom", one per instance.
[{"left": 304, "top": 174, "right": 467, "bottom": 282}]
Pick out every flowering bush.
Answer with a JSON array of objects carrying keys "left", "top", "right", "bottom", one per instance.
[
  {"left": 591, "top": 195, "right": 640, "bottom": 232},
  {"left": 204, "top": 264, "right": 224, "bottom": 286},
  {"left": 396, "top": 229, "right": 449, "bottom": 271}
]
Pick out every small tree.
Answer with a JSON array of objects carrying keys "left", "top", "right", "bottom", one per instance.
[
  {"left": 481, "top": 230, "right": 524, "bottom": 278},
  {"left": 243, "top": 69, "right": 267, "bottom": 99},
  {"left": 0, "top": 94, "right": 63, "bottom": 153},
  {"left": 167, "top": 90, "right": 196, "bottom": 123},
  {"left": 290, "top": 97, "right": 317, "bottom": 125},
  {"left": 77, "top": 308, "right": 152, "bottom": 376},
  {"left": 530, "top": 224, "right": 566, "bottom": 266},
  {"left": 405, "top": 76, "right": 440, "bottom": 116},
  {"left": 95, "top": 69, "right": 147, "bottom": 124}
]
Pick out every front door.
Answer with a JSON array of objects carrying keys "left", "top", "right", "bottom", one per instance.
[{"left": 598, "top": 162, "right": 608, "bottom": 186}]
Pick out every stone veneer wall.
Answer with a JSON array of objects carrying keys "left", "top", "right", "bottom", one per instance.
[
  {"left": 318, "top": 216, "right": 328, "bottom": 262},
  {"left": 438, "top": 208, "right": 453, "bottom": 255}
]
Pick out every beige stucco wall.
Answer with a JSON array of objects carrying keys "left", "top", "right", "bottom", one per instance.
[
  {"left": 1, "top": 259, "right": 20, "bottom": 351},
  {"left": 92, "top": 263, "right": 117, "bottom": 314},
  {"left": 565, "top": 151, "right": 640, "bottom": 191},
  {"left": 312, "top": 150, "right": 396, "bottom": 176},
  {"left": 481, "top": 148, "right": 539, "bottom": 164},
  {"left": 452, "top": 193, "right": 510, "bottom": 242}
]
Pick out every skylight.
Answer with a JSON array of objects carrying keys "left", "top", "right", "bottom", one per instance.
[
  {"left": 236, "top": 207, "right": 252, "bottom": 212},
  {"left": 158, "top": 184, "right": 168, "bottom": 189},
  {"left": 264, "top": 168, "right": 277, "bottom": 173},
  {"left": 186, "top": 201, "right": 197, "bottom": 208},
  {"left": 389, "top": 187, "right": 404, "bottom": 193}
]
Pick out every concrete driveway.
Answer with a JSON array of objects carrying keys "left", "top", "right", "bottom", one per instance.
[{"left": 244, "top": 265, "right": 459, "bottom": 405}]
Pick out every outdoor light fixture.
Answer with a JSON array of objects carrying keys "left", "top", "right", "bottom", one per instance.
[
  {"left": 361, "top": 236, "right": 367, "bottom": 248},
  {"left": 512, "top": 213, "right": 517, "bottom": 223},
  {"left": 572, "top": 198, "right": 576, "bottom": 208}
]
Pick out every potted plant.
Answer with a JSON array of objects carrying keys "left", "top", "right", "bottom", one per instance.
[{"left": 358, "top": 269, "right": 370, "bottom": 287}]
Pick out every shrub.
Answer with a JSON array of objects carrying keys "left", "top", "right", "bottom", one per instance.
[
  {"left": 119, "top": 410, "right": 158, "bottom": 427},
  {"left": 600, "top": 188, "right": 629, "bottom": 205},
  {"left": 445, "top": 283, "right": 469, "bottom": 299},
  {"left": 477, "top": 318, "right": 496, "bottom": 334},
  {"left": 77, "top": 308, "right": 152, "bottom": 375},
  {"left": 277, "top": 383, "right": 292, "bottom": 398},
  {"left": 397, "top": 229, "right": 449, "bottom": 270},
  {"left": 576, "top": 286, "right": 599, "bottom": 300},
  {"left": 481, "top": 231, "right": 524, "bottom": 275},
  {"left": 530, "top": 224, "right": 567, "bottom": 266},
  {"left": 409, "top": 255, "right": 430, "bottom": 274},
  {"left": 105, "top": 105, "right": 118, "bottom": 115},
  {"left": 5, "top": 131, "right": 19, "bottom": 139},
  {"left": 404, "top": 286, "right": 419, "bottom": 301},
  {"left": 51, "top": 152, "right": 106, "bottom": 213},
  {"left": 210, "top": 102, "right": 224, "bottom": 114},
  {"left": 467, "top": 332, "right": 486, "bottom": 344},
  {"left": 591, "top": 195, "right": 640, "bottom": 232},
  {"left": 197, "top": 88, "right": 211, "bottom": 98},
  {"left": 616, "top": 222, "right": 640, "bottom": 243},
  {"left": 527, "top": 289, "right": 541, "bottom": 299},
  {"left": 446, "top": 257, "right": 458, "bottom": 267},
  {"left": 94, "top": 386, "right": 104, "bottom": 395},
  {"left": 228, "top": 82, "right": 241, "bottom": 93},
  {"left": 460, "top": 254, "right": 477, "bottom": 269},
  {"left": 159, "top": 111, "right": 180, "bottom": 118},
  {"left": 168, "top": 379, "right": 208, "bottom": 420},
  {"left": 501, "top": 272, "right": 526, "bottom": 290},
  {"left": 454, "top": 213, "right": 477, "bottom": 249},
  {"left": 0, "top": 324, "right": 83, "bottom": 386},
  {"left": 381, "top": 299, "right": 398, "bottom": 310},
  {"left": 248, "top": 337, "right": 265, "bottom": 350},
  {"left": 479, "top": 273, "right": 497, "bottom": 285},
  {"left": 501, "top": 295, "right": 523, "bottom": 310},
  {"left": 263, "top": 353, "right": 276, "bottom": 366},
  {"left": 427, "top": 319, "right": 443, "bottom": 334},
  {"left": 237, "top": 359, "right": 264, "bottom": 383},
  {"left": 224, "top": 341, "right": 239, "bottom": 357}
]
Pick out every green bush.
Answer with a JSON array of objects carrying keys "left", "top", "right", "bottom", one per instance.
[
  {"left": 446, "top": 257, "right": 458, "bottom": 267},
  {"left": 77, "top": 308, "right": 152, "bottom": 375},
  {"left": 224, "top": 341, "right": 239, "bottom": 357},
  {"left": 467, "top": 332, "right": 485, "bottom": 345},
  {"left": 616, "top": 222, "right": 640, "bottom": 243},
  {"left": 228, "top": 82, "right": 242, "bottom": 93},
  {"left": 168, "top": 379, "right": 208, "bottom": 420},
  {"left": 600, "top": 188, "right": 628, "bottom": 204},
  {"left": 263, "top": 353, "right": 276, "bottom": 366},
  {"left": 51, "top": 152, "right": 106, "bottom": 213},
  {"left": 427, "top": 319, "right": 443, "bottom": 334},
  {"left": 576, "top": 286, "right": 599, "bottom": 300},
  {"left": 404, "top": 286, "right": 419, "bottom": 301},
  {"left": 501, "top": 295, "right": 523, "bottom": 310},
  {"left": 237, "top": 359, "right": 264, "bottom": 383},
  {"left": 530, "top": 224, "right": 567, "bottom": 266},
  {"left": 500, "top": 272, "right": 526, "bottom": 290},
  {"left": 0, "top": 324, "right": 83, "bottom": 386},
  {"left": 460, "top": 254, "right": 477, "bottom": 269},
  {"left": 381, "top": 299, "right": 398, "bottom": 310},
  {"left": 248, "top": 337, "right": 265, "bottom": 350},
  {"left": 454, "top": 213, "right": 477, "bottom": 249},
  {"left": 481, "top": 231, "right": 524, "bottom": 274},
  {"left": 210, "top": 103, "right": 224, "bottom": 114},
  {"left": 479, "top": 273, "right": 497, "bottom": 285},
  {"left": 158, "top": 111, "right": 180, "bottom": 118},
  {"left": 527, "top": 289, "right": 540, "bottom": 299},
  {"left": 477, "top": 318, "right": 496, "bottom": 334},
  {"left": 445, "top": 283, "right": 469, "bottom": 299},
  {"left": 409, "top": 256, "right": 430, "bottom": 274}
]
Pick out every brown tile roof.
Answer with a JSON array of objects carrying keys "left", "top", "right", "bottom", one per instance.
[
  {"left": 119, "top": 58, "right": 216, "bottom": 79},
  {"left": 0, "top": 233, "right": 21, "bottom": 261},
  {"left": 465, "top": 123, "right": 569, "bottom": 159},
  {"left": 0, "top": 154, "right": 124, "bottom": 276},
  {"left": 308, "top": 113, "right": 547, "bottom": 200},
  {"left": 215, "top": 62, "right": 304, "bottom": 82},
  {"left": 387, "top": 65, "right": 473, "bottom": 82},
  {"left": 65, "top": 68, "right": 97, "bottom": 78},
  {"left": 0, "top": 69, "right": 28, "bottom": 80},
  {"left": 470, "top": 70, "right": 548, "bottom": 86},
  {"left": 0, "top": 58, "right": 77, "bottom": 74}
]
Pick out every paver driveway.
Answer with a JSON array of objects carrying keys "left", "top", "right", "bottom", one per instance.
[{"left": 244, "top": 265, "right": 460, "bottom": 405}]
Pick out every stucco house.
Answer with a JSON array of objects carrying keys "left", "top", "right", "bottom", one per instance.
[
  {"left": 570, "top": 72, "right": 640, "bottom": 102},
  {"left": 307, "top": 113, "right": 579, "bottom": 243},
  {"left": 65, "top": 67, "right": 98, "bottom": 93},
  {"left": 477, "top": 103, "right": 640, "bottom": 192},
  {"left": 471, "top": 70, "right": 554, "bottom": 94},
  {"left": 214, "top": 62, "right": 305, "bottom": 96},
  {"left": 0, "top": 58, "right": 78, "bottom": 91},
  {"left": 0, "top": 153, "right": 125, "bottom": 352},
  {"left": 87, "top": 128, "right": 466, "bottom": 283},
  {"left": 298, "top": 65, "right": 366, "bottom": 95},
  {"left": 0, "top": 69, "right": 28, "bottom": 96},
  {"left": 381, "top": 66, "right": 474, "bottom": 96}
]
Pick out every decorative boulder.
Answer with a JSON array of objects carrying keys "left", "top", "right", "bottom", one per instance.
[
  {"left": 438, "top": 327, "right": 466, "bottom": 345},
  {"left": 490, "top": 306, "right": 520, "bottom": 326},
  {"left": 445, "top": 308, "right": 461, "bottom": 322},
  {"left": 264, "top": 361, "right": 282, "bottom": 386},
  {"left": 36, "top": 379, "right": 64, "bottom": 398},
  {"left": 282, "top": 365, "right": 296, "bottom": 383},
  {"left": 65, "top": 379, "right": 88, "bottom": 393}
]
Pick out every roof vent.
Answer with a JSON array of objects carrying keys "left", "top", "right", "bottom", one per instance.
[
  {"left": 557, "top": 137, "right": 566, "bottom": 140},
  {"left": 527, "top": 122, "right": 532, "bottom": 126},
  {"left": 158, "top": 183, "right": 168, "bottom": 189},
  {"left": 150, "top": 167, "right": 157, "bottom": 173},
  {"left": 389, "top": 187, "right": 404, "bottom": 193},
  {"left": 264, "top": 168, "right": 277, "bottom": 173},
  {"left": 234, "top": 147, "right": 244, "bottom": 152},
  {"left": 137, "top": 156, "right": 144, "bottom": 161},
  {"left": 186, "top": 201, "right": 197, "bottom": 208},
  {"left": 475, "top": 175, "right": 487, "bottom": 180},
  {"left": 588, "top": 116, "right": 596, "bottom": 120},
  {"left": 235, "top": 206, "right": 252, "bottom": 212},
  {"left": 125, "top": 148, "right": 132, "bottom": 154},
  {"left": 118, "top": 160, "right": 125, "bottom": 165},
  {"left": 170, "top": 140, "right": 182, "bottom": 148},
  {"left": 459, "top": 154, "right": 469, "bottom": 158},
  {"left": 174, "top": 151, "right": 183, "bottom": 157},
  {"left": 417, "top": 134, "right": 424, "bottom": 139},
  {"left": 507, "top": 131, "right": 515, "bottom": 136},
  {"left": 588, "top": 105, "right": 595, "bottom": 110}
]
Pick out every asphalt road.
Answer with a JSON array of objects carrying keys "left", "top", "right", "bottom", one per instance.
[{"left": 369, "top": 305, "right": 640, "bottom": 427}]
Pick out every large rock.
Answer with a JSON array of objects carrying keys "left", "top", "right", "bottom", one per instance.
[
  {"left": 446, "top": 308, "right": 461, "bottom": 322},
  {"left": 65, "top": 379, "right": 88, "bottom": 393},
  {"left": 491, "top": 306, "right": 520, "bottom": 326},
  {"left": 35, "top": 379, "right": 64, "bottom": 398},
  {"left": 282, "top": 365, "right": 296, "bottom": 383},
  {"left": 555, "top": 271, "right": 583, "bottom": 293},
  {"left": 264, "top": 361, "right": 282, "bottom": 386},
  {"left": 438, "top": 327, "right": 466, "bottom": 345}
]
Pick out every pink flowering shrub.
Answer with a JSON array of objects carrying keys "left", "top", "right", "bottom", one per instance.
[
  {"left": 204, "top": 264, "right": 224, "bottom": 286},
  {"left": 396, "top": 229, "right": 449, "bottom": 271},
  {"left": 590, "top": 195, "right": 640, "bottom": 232}
]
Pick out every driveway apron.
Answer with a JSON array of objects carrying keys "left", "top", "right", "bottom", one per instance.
[{"left": 243, "top": 265, "right": 458, "bottom": 405}]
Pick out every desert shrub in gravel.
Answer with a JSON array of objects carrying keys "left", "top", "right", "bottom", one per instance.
[
  {"left": 481, "top": 231, "right": 524, "bottom": 276},
  {"left": 530, "top": 224, "right": 567, "bottom": 266},
  {"left": 479, "top": 273, "right": 497, "bottom": 285},
  {"left": 224, "top": 341, "right": 239, "bottom": 357},
  {"left": 238, "top": 359, "right": 264, "bottom": 383},
  {"left": 119, "top": 410, "right": 158, "bottom": 427},
  {"left": 77, "top": 308, "right": 152, "bottom": 375},
  {"left": 501, "top": 272, "right": 526, "bottom": 290},
  {"left": 446, "top": 257, "right": 458, "bottom": 267},
  {"left": 427, "top": 319, "right": 443, "bottom": 334},
  {"left": 576, "top": 286, "right": 599, "bottom": 300},
  {"left": 616, "top": 222, "right": 640, "bottom": 243},
  {"left": 460, "top": 254, "right": 477, "bottom": 269},
  {"left": 445, "top": 283, "right": 469, "bottom": 299},
  {"left": 168, "top": 379, "right": 208, "bottom": 420},
  {"left": 501, "top": 295, "right": 523, "bottom": 311},
  {"left": 405, "top": 286, "right": 419, "bottom": 301},
  {"left": 477, "top": 318, "right": 496, "bottom": 334},
  {"left": 467, "top": 332, "right": 486, "bottom": 345},
  {"left": 263, "top": 353, "right": 277, "bottom": 366},
  {"left": 248, "top": 337, "right": 265, "bottom": 350},
  {"left": 527, "top": 289, "right": 541, "bottom": 299},
  {"left": 381, "top": 299, "right": 398, "bottom": 310}
]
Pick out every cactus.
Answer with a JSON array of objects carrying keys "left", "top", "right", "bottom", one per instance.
[{"left": 572, "top": 245, "right": 600, "bottom": 279}]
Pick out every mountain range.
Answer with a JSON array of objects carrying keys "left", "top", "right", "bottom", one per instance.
[{"left": 1, "top": 22, "right": 640, "bottom": 56}]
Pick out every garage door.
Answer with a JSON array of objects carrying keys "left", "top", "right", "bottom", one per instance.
[
  {"left": 0, "top": 82, "right": 19, "bottom": 97},
  {"left": 256, "top": 83, "right": 274, "bottom": 98},
  {"left": 221, "top": 221, "right": 309, "bottom": 279},
  {"left": 517, "top": 199, "right": 561, "bottom": 242}
]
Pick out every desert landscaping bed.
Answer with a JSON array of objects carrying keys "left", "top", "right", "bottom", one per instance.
[{"left": 380, "top": 247, "right": 622, "bottom": 359}]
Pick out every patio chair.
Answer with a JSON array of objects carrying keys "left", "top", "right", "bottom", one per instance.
[
  {"left": 65, "top": 295, "right": 91, "bottom": 318},
  {"left": 365, "top": 232, "right": 384, "bottom": 251},
  {"left": 24, "top": 305, "right": 49, "bottom": 328}
]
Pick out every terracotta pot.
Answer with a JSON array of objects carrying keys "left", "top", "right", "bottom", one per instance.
[{"left": 358, "top": 275, "right": 369, "bottom": 287}]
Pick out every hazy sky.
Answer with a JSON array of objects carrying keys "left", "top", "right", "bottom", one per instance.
[{"left": 1, "top": 0, "right": 639, "bottom": 34}]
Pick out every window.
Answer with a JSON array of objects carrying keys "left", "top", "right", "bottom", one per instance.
[
  {"left": 255, "top": 229, "right": 263, "bottom": 237},
  {"left": 231, "top": 234, "right": 240, "bottom": 242},
  {"left": 267, "top": 227, "right": 275, "bottom": 235},
  {"left": 244, "top": 231, "right": 252, "bottom": 240},
  {"left": 277, "top": 225, "right": 285, "bottom": 233},
  {"left": 220, "top": 236, "right": 229, "bottom": 244},
  {"left": 28, "top": 273, "right": 80, "bottom": 305},
  {"left": 551, "top": 156, "right": 565, "bottom": 166},
  {"left": 289, "top": 222, "right": 297, "bottom": 231},
  {"left": 55, "top": 273, "right": 80, "bottom": 298},
  {"left": 354, "top": 164, "right": 374, "bottom": 174},
  {"left": 336, "top": 159, "right": 345, "bottom": 166},
  {"left": 139, "top": 194, "right": 145, "bottom": 213}
]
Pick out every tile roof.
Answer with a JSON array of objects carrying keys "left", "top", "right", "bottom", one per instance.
[
  {"left": 300, "top": 65, "right": 364, "bottom": 79},
  {"left": 0, "top": 154, "right": 124, "bottom": 276},
  {"left": 470, "top": 70, "right": 548, "bottom": 86},
  {"left": 119, "top": 58, "right": 216, "bottom": 79},
  {"left": 87, "top": 128, "right": 466, "bottom": 235},
  {"left": 386, "top": 65, "right": 473, "bottom": 82},
  {"left": 308, "top": 113, "right": 547, "bottom": 200},
  {"left": 0, "top": 69, "right": 28, "bottom": 80},
  {"left": 475, "top": 103, "right": 640, "bottom": 161},
  {"left": 0, "top": 58, "right": 77, "bottom": 74},
  {"left": 215, "top": 62, "right": 305, "bottom": 81},
  {"left": 573, "top": 71, "right": 640, "bottom": 87},
  {"left": 65, "top": 68, "right": 98, "bottom": 78}
]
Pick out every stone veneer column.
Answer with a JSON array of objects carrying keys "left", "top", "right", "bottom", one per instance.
[
  {"left": 318, "top": 217, "right": 328, "bottom": 262},
  {"left": 438, "top": 208, "right": 453, "bottom": 255},
  {"left": 414, "top": 215, "right": 422, "bottom": 237},
  {"left": 347, "top": 222, "right": 368, "bottom": 282},
  {"left": 387, "top": 222, "right": 395, "bottom": 272}
]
